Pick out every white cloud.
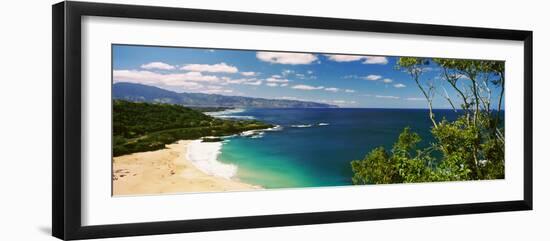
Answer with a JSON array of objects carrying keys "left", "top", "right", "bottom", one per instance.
[
  {"left": 112, "top": 69, "right": 248, "bottom": 94},
  {"left": 181, "top": 62, "right": 238, "bottom": 73},
  {"left": 282, "top": 69, "right": 295, "bottom": 76},
  {"left": 115, "top": 69, "right": 273, "bottom": 91},
  {"left": 363, "top": 56, "right": 389, "bottom": 65},
  {"left": 279, "top": 96, "right": 305, "bottom": 101},
  {"left": 406, "top": 97, "right": 425, "bottom": 101},
  {"left": 324, "top": 87, "right": 340, "bottom": 92},
  {"left": 266, "top": 83, "right": 279, "bottom": 87},
  {"left": 278, "top": 97, "right": 355, "bottom": 106},
  {"left": 240, "top": 71, "right": 257, "bottom": 76},
  {"left": 325, "top": 55, "right": 388, "bottom": 65},
  {"left": 363, "top": 75, "right": 382, "bottom": 81},
  {"left": 316, "top": 99, "right": 357, "bottom": 106},
  {"left": 243, "top": 80, "right": 262, "bottom": 86},
  {"left": 331, "top": 100, "right": 357, "bottom": 105},
  {"left": 393, "top": 83, "right": 406, "bottom": 88},
  {"left": 221, "top": 76, "right": 240, "bottom": 84},
  {"left": 221, "top": 76, "right": 274, "bottom": 87},
  {"left": 256, "top": 52, "right": 318, "bottom": 65},
  {"left": 113, "top": 70, "right": 220, "bottom": 86},
  {"left": 324, "top": 54, "right": 364, "bottom": 62},
  {"left": 292, "top": 84, "right": 324, "bottom": 90},
  {"left": 166, "top": 81, "right": 204, "bottom": 90},
  {"left": 280, "top": 83, "right": 289, "bottom": 87},
  {"left": 344, "top": 89, "right": 356, "bottom": 93},
  {"left": 343, "top": 75, "right": 358, "bottom": 79},
  {"left": 204, "top": 85, "right": 234, "bottom": 93},
  {"left": 293, "top": 71, "right": 316, "bottom": 80},
  {"left": 354, "top": 75, "right": 395, "bottom": 85},
  {"left": 205, "top": 85, "right": 224, "bottom": 90},
  {"left": 266, "top": 78, "right": 290, "bottom": 83},
  {"left": 140, "top": 62, "right": 175, "bottom": 70},
  {"left": 222, "top": 77, "right": 255, "bottom": 85},
  {"left": 271, "top": 75, "right": 282, "bottom": 78},
  {"left": 375, "top": 95, "right": 400, "bottom": 99},
  {"left": 201, "top": 88, "right": 234, "bottom": 94}
]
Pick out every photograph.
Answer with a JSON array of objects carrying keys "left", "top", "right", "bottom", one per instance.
[{"left": 111, "top": 44, "right": 505, "bottom": 196}]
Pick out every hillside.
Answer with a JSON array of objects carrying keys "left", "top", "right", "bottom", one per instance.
[
  {"left": 113, "top": 82, "right": 338, "bottom": 108},
  {"left": 113, "top": 100, "right": 273, "bottom": 156}
]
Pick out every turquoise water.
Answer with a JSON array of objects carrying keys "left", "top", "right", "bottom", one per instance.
[{"left": 218, "top": 108, "right": 459, "bottom": 189}]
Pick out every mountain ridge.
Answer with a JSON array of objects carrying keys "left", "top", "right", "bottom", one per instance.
[{"left": 113, "top": 82, "right": 339, "bottom": 108}]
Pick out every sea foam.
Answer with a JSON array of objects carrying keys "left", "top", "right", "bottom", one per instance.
[
  {"left": 205, "top": 108, "right": 256, "bottom": 120},
  {"left": 186, "top": 140, "right": 237, "bottom": 179},
  {"left": 218, "top": 115, "right": 256, "bottom": 120},
  {"left": 240, "top": 130, "right": 256, "bottom": 137},
  {"left": 250, "top": 132, "right": 265, "bottom": 138},
  {"left": 205, "top": 108, "right": 246, "bottom": 117},
  {"left": 291, "top": 124, "right": 313, "bottom": 128},
  {"left": 264, "top": 125, "right": 283, "bottom": 131}
]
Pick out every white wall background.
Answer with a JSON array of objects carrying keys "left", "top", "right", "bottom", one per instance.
[{"left": 0, "top": 0, "right": 547, "bottom": 240}]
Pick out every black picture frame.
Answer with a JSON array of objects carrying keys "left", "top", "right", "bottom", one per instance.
[{"left": 52, "top": 1, "right": 533, "bottom": 240}]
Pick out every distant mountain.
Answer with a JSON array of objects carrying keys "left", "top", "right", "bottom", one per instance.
[{"left": 113, "top": 82, "right": 338, "bottom": 108}]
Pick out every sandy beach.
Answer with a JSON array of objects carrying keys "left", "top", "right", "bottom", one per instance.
[{"left": 112, "top": 140, "right": 260, "bottom": 196}]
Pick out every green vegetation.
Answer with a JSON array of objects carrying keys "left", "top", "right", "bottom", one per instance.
[
  {"left": 201, "top": 136, "right": 224, "bottom": 142},
  {"left": 351, "top": 58, "right": 505, "bottom": 184},
  {"left": 113, "top": 100, "right": 273, "bottom": 156}
]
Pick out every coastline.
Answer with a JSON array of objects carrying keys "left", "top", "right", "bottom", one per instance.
[{"left": 112, "top": 140, "right": 261, "bottom": 196}]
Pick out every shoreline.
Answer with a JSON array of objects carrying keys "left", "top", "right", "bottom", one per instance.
[
  {"left": 204, "top": 108, "right": 255, "bottom": 120},
  {"left": 112, "top": 140, "right": 261, "bottom": 196},
  {"left": 186, "top": 139, "right": 237, "bottom": 179}
]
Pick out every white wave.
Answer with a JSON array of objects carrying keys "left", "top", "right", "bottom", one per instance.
[
  {"left": 250, "top": 132, "right": 265, "bottom": 139},
  {"left": 318, "top": 123, "right": 330, "bottom": 126},
  {"left": 291, "top": 124, "right": 313, "bottom": 128},
  {"left": 216, "top": 115, "right": 256, "bottom": 120},
  {"left": 221, "top": 134, "right": 238, "bottom": 139},
  {"left": 205, "top": 108, "right": 246, "bottom": 117},
  {"left": 240, "top": 130, "right": 256, "bottom": 137},
  {"left": 263, "top": 125, "right": 283, "bottom": 131},
  {"left": 186, "top": 140, "right": 237, "bottom": 179}
]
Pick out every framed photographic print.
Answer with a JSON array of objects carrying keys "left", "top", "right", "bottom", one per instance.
[{"left": 52, "top": 1, "right": 533, "bottom": 240}]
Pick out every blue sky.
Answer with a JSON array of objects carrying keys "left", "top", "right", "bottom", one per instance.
[{"left": 113, "top": 44, "right": 502, "bottom": 109}]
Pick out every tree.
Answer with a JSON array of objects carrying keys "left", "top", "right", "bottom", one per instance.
[
  {"left": 112, "top": 100, "right": 273, "bottom": 156},
  {"left": 397, "top": 57, "right": 437, "bottom": 127},
  {"left": 352, "top": 127, "right": 434, "bottom": 184},
  {"left": 433, "top": 59, "right": 504, "bottom": 129},
  {"left": 351, "top": 57, "right": 505, "bottom": 184}
]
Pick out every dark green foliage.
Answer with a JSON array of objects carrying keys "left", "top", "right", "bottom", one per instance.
[
  {"left": 352, "top": 127, "right": 432, "bottom": 184},
  {"left": 352, "top": 115, "right": 503, "bottom": 184},
  {"left": 201, "top": 137, "right": 223, "bottom": 142},
  {"left": 113, "top": 100, "right": 213, "bottom": 138},
  {"left": 351, "top": 147, "right": 395, "bottom": 184},
  {"left": 113, "top": 100, "right": 272, "bottom": 156}
]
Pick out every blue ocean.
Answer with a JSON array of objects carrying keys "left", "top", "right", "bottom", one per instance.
[{"left": 216, "top": 108, "right": 459, "bottom": 189}]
